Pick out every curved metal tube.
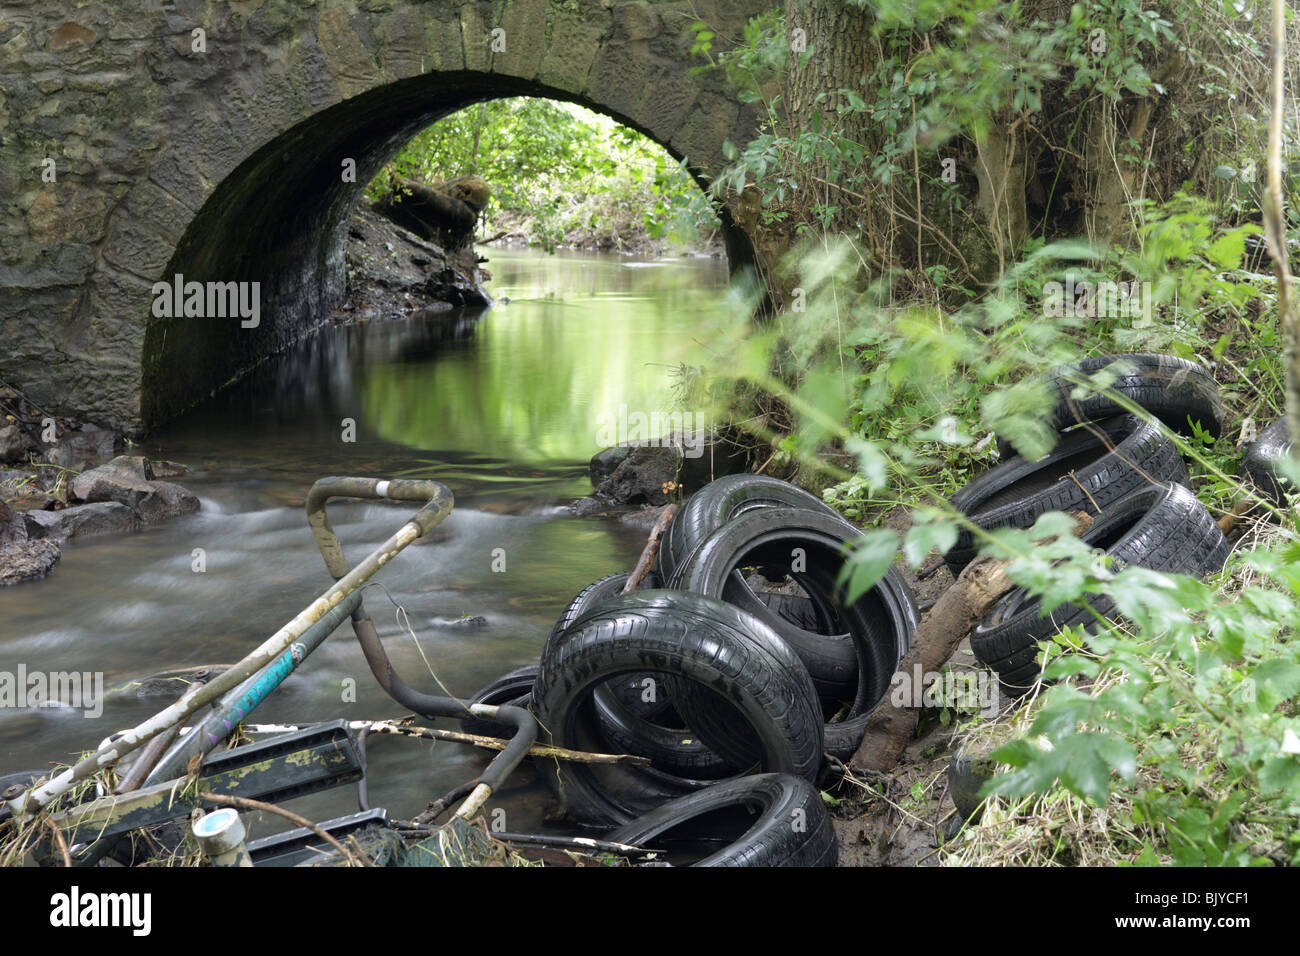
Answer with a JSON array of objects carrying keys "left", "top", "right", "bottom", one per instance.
[{"left": 306, "top": 477, "right": 538, "bottom": 805}]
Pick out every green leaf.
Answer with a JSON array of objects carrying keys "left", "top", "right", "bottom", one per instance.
[
  {"left": 838, "top": 529, "right": 899, "bottom": 603},
  {"left": 902, "top": 520, "right": 958, "bottom": 568},
  {"left": 1206, "top": 230, "right": 1246, "bottom": 269}
]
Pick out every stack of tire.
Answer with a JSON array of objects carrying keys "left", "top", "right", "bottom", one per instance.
[
  {"left": 464, "top": 475, "right": 921, "bottom": 866},
  {"left": 948, "top": 354, "right": 1234, "bottom": 695}
]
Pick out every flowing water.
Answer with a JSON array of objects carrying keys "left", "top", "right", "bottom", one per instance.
[{"left": 0, "top": 248, "right": 729, "bottom": 841}]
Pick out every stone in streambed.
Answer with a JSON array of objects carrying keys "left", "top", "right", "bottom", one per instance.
[
  {"left": 70, "top": 455, "right": 156, "bottom": 507},
  {"left": 118, "top": 665, "right": 231, "bottom": 699},
  {"left": 0, "top": 539, "right": 60, "bottom": 586},
  {"left": 135, "top": 481, "right": 199, "bottom": 522},
  {"left": 70, "top": 455, "right": 199, "bottom": 522},
  {"left": 0, "top": 423, "right": 37, "bottom": 464},
  {"left": 24, "top": 501, "right": 140, "bottom": 542}
]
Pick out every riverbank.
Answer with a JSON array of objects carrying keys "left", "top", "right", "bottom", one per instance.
[{"left": 0, "top": 387, "right": 201, "bottom": 587}]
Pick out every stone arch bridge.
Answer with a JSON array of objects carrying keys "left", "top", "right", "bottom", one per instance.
[{"left": 0, "top": 0, "right": 767, "bottom": 432}]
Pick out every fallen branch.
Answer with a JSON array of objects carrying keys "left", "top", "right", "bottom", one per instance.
[
  {"left": 365, "top": 720, "right": 652, "bottom": 767},
  {"left": 199, "top": 791, "right": 372, "bottom": 867},
  {"left": 849, "top": 512, "right": 1094, "bottom": 774},
  {"left": 623, "top": 503, "right": 679, "bottom": 592},
  {"left": 44, "top": 816, "right": 72, "bottom": 868}
]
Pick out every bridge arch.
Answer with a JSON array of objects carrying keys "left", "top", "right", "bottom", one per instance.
[{"left": 0, "top": 1, "right": 765, "bottom": 432}]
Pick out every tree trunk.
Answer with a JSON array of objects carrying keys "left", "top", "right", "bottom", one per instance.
[
  {"left": 974, "top": 117, "right": 1029, "bottom": 275},
  {"left": 783, "top": 0, "right": 875, "bottom": 222}
]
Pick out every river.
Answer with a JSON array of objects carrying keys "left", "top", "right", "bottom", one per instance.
[{"left": 0, "top": 247, "right": 729, "bottom": 844}]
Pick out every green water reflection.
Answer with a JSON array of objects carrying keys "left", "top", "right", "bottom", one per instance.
[{"left": 360, "top": 250, "right": 728, "bottom": 463}]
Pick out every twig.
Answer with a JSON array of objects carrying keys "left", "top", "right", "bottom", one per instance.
[
  {"left": 916, "top": 557, "right": 946, "bottom": 580},
  {"left": 753, "top": 447, "right": 779, "bottom": 476},
  {"left": 1065, "top": 470, "right": 1102, "bottom": 513},
  {"left": 475, "top": 230, "right": 521, "bottom": 245},
  {"left": 44, "top": 816, "right": 72, "bottom": 867},
  {"left": 364, "top": 720, "right": 651, "bottom": 766},
  {"left": 198, "top": 792, "right": 372, "bottom": 867}
]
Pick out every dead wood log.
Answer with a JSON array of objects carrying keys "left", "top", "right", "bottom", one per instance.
[
  {"left": 848, "top": 511, "right": 1094, "bottom": 774},
  {"left": 622, "top": 503, "right": 678, "bottom": 592}
]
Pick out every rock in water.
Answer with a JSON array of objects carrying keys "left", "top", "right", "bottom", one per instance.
[
  {"left": 119, "top": 665, "right": 231, "bottom": 699},
  {"left": 70, "top": 455, "right": 156, "bottom": 507},
  {"left": 69, "top": 455, "right": 199, "bottom": 522},
  {"left": 24, "top": 501, "right": 140, "bottom": 542},
  {"left": 136, "top": 481, "right": 200, "bottom": 522},
  {"left": 0, "top": 539, "right": 60, "bottom": 586}
]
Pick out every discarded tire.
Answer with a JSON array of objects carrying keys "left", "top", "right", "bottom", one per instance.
[
  {"left": 1243, "top": 417, "right": 1292, "bottom": 505},
  {"left": 585, "top": 580, "right": 837, "bottom": 780},
  {"left": 971, "top": 482, "right": 1231, "bottom": 693},
  {"left": 546, "top": 570, "right": 726, "bottom": 779},
  {"left": 1001, "top": 353, "right": 1224, "bottom": 456},
  {"left": 532, "top": 590, "right": 825, "bottom": 827},
  {"left": 947, "top": 415, "right": 1188, "bottom": 575},
  {"left": 669, "top": 507, "right": 918, "bottom": 761},
  {"left": 607, "top": 773, "right": 839, "bottom": 867},
  {"left": 658, "top": 474, "right": 841, "bottom": 582},
  {"left": 459, "top": 665, "right": 538, "bottom": 738},
  {"left": 947, "top": 752, "right": 997, "bottom": 824},
  {"left": 753, "top": 585, "right": 831, "bottom": 633},
  {"left": 547, "top": 570, "right": 672, "bottom": 723}
]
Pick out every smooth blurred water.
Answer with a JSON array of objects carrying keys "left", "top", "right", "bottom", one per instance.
[{"left": 0, "top": 247, "right": 727, "bottom": 838}]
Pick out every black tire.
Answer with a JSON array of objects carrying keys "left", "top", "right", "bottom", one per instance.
[
  {"left": 460, "top": 665, "right": 538, "bottom": 738},
  {"left": 669, "top": 507, "right": 918, "bottom": 761},
  {"left": 971, "top": 482, "right": 1231, "bottom": 694},
  {"left": 532, "top": 590, "right": 825, "bottom": 827},
  {"left": 607, "top": 773, "right": 839, "bottom": 867},
  {"left": 947, "top": 415, "right": 1188, "bottom": 575},
  {"left": 547, "top": 571, "right": 723, "bottom": 779},
  {"left": 1000, "top": 353, "right": 1224, "bottom": 457},
  {"left": 753, "top": 586, "right": 831, "bottom": 632},
  {"left": 549, "top": 571, "right": 734, "bottom": 780},
  {"left": 547, "top": 570, "right": 672, "bottom": 722},
  {"left": 948, "top": 752, "right": 996, "bottom": 824},
  {"left": 593, "top": 583, "right": 837, "bottom": 781},
  {"left": 659, "top": 474, "right": 841, "bottom": 582},
  {"left": 1243, "top": 417, "right": 1292, "bottom": 505}
]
